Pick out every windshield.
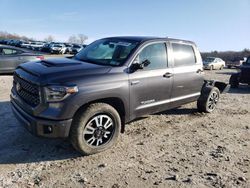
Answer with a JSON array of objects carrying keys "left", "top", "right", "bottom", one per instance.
[
  {"left": 75, "top": 39, "right": 139, "bottom": 66},
  {"left": 204, "top": 57, "right": 215, "bottom": 63},
  {"left": 54, "top": 44, "right": 63, "bottom": 47},
  {"left": 246, "top": 57, "right": 250, "bottom": 65},
  {"left": 73, "top": 44, "right": 81, "bottom": 48}
]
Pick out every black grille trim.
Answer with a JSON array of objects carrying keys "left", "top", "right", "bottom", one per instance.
[{"left": 13, "top": 73, "right": 40, "bottom": 107}]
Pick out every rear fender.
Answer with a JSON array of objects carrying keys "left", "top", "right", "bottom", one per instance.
[{"left": 203, "top": 80, "right": 229, "bottom": 93}]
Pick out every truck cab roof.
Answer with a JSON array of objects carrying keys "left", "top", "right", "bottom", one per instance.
[{"left": 103, "top": 36, "right": 196, "bottom": 45}]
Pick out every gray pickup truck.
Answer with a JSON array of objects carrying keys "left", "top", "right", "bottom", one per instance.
[{"left": 11, "top": 36, "right": 227, "bottom": 155}]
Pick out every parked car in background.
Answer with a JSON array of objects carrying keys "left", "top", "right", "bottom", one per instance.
[
  {"left": 0, "top": 45, "right": 44, "bottom": 73},
  {"left": 60, "top": 43, "right": 73, "bottom": 54},
  {"left": 26, "top": 42, "right": 37, "bottom": 49},
  {"left": 0, "top": 39, "right": 5, "bottom": 44},
  {"left": 0, "top": 39, "right": 8, "bottom": 44},
  {"left": 40, "top": 43, "right": 52, "bottom": 53},
  {"left": 7, "top": 39, "right": 16, "bottom": 46},
  {"left": 31, "top": 42, "right": 45, "bottom": 51},
  {"left": 14, "top": 40, "right": 25, "bottom": 48},
  {"left": 69, "top": 44, "right": 82, "bottom": 54},
  {"left": 203, "top": 57, "right": 225, "bottom": 70},
  {"left": 50, "top": 43, "right": 65, "bottom": 54},
  {"left": 1, "top": 38, "right": 89, "bottom": 55},
  {"left": 226, "top": 57, "right": 247, "bottom": 68},
  {"left": 230, "top": 56, "right": 250, "bottom": 88},
  {"left": 20, "top": 41, "right": 31, "bottom": 48}
]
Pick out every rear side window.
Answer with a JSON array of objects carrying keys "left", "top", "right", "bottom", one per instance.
[
  {"left": 172, "top": 43, "right": 196, "bottom": 67},
  {"left": 2, "top": 48, "right": 18, "bottom": 55},
  {"left": 138, "top": 43, "right": 167, "bottom": 70}
]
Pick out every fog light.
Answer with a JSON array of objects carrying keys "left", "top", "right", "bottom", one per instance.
[{"left": 43, "top": 125, "right": 53, "bottom": 134}]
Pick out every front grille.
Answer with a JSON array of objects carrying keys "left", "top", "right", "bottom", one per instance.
[{"left": 13, "top": 73, "right": 40, "bottom": 106}]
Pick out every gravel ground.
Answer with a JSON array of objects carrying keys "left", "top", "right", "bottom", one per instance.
[{"left": 0, "top": 68, "right": 249, "bottom": 188}]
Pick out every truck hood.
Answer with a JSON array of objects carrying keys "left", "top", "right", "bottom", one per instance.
[{"left": 17, "top": 57, "right": 112, "bottom": 84}]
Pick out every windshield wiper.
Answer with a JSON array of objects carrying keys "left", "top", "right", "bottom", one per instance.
[{"left": 74, "top": 57, "right": 107, "bottom": 66}]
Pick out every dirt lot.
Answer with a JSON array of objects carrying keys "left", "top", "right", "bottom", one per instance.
[{"left": 0, "top": 69, "right": 249, "bottom": 188}]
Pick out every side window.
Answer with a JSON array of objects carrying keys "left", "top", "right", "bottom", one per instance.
[
  {"left": 172, "top": 43, "right": 196, "bottom": 67},
  {"left": 2, "top": 48, "right": 17, "bottom": 55},
  {"left": 138, "top": 43, "right": 167, "bottom": 70}
]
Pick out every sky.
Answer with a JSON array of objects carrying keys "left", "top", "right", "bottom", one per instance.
[{"left": 0, "top": 0, "right": 249, "bottom": 52}]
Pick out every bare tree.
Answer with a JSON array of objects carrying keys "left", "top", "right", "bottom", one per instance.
[
  {"left": 68, "top": 34, "right": 88, "bottom": 44},
  {"left": 78, "top": 34, "right": 88, "bottom": 44},
  {"left": 44, "top": 35, "right": 55, "bottom": 42},
  {"left": 68, "top": 35, "right": 78, "bottom": 44}
]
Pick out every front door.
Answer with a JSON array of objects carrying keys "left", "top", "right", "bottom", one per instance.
[
  {"left": 129, "top": 42, "right": 173, "bottom": 119},
  {"left": 0, "top": 48, "right": 20, "bottom": 72}
]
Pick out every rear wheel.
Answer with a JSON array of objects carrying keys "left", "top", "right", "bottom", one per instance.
[
  {"left": 70, "top": 103, "right": 121, "bottom": 155},
  {"left": 228, "top": 65, "right": 232, "bottom": 69},
  {"left": 197, "top": 86, "right": 220, "bottom": 113},
  {"left": 229, "top": 74, "right": 239, "bottom": 88}
]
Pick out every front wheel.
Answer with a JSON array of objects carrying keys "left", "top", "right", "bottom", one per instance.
[
  {"left": 197, "top": 86, "right": 220, "bottom": 113},
  {"left": 70, "top": 103, "right": 121, "bottom": 155}
]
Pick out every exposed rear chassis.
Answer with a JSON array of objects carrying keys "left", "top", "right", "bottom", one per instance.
[{"left": 203, "top": 80, "right": 229, "bottom": 93}]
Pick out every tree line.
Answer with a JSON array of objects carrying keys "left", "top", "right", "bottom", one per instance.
[
  {"left": 0, "top": 31, "right": 88, "bottom": 45},
  {"left": 0, "top": 31, "right": 33, "bottom": 41},
  {"left": 1, "top": 31, "right": 249, "bottom": 60},
  {"left": 201, "top": 49, "right": 250, "bottom": 62}
]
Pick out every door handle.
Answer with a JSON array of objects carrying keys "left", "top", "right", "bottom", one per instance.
[
  {"left": 196, "top": 69, "right": 204, "bottom": 74},
  {"left": 131, "top": 80, "right": 140, "bottom": 85},
  {"left": 163, "top": 72, "right": 173, "bottom": 78}
]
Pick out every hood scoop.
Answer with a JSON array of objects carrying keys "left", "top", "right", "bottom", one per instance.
[{"left": 40, "top": 59, "right": 82, "bottom": 67}]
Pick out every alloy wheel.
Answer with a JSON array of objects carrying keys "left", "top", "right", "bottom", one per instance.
[
  {"left": 83, "top": 114, "right": 114, "bottom": 147},
  {"left": 207, "top": 92, "right": 219, "bottom": 111}
]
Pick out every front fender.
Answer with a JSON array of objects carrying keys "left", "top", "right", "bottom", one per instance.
[{"left": 70, "top": 81, "right": 129, "bottom": 118}]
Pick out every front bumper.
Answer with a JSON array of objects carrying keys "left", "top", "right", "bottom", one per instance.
[
  {"left": 11, "top": 98, "right": 72, "bottom": 138},
  {"left": 203, "top": 65, "right": 212, "bottom": 69},
  {"left": 51, "top": 49, "right": 61, "bottom": 53}
]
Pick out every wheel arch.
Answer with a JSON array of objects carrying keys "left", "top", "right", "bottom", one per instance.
[
  {"left": 73, "top": 97, "right": 127, "bottom": 133},
  {"left": 203, "top": 80, "right": 229, "bottom": 93}
]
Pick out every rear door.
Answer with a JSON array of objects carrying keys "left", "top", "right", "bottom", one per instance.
[
  {"left": 170, "top": 42, "right": 204, "bottom": 106},
  {"left": 129, "top": 41, "right": 173, "bottom": 118}
]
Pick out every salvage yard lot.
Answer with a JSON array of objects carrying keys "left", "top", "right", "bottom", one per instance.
[{"left": 0, "top": 69, "right": 249, "bottom": 187}]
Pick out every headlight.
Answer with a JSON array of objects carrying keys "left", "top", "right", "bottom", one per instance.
[{"left": 45, "top": 85, "right": 78, "bottom": 102}]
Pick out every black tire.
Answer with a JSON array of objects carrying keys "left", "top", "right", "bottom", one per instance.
[
  {"left": 70, "top": 103, "right": 121, "bottom": 155},
  {"left": 220, "top": 65, "right": 224, "bottom": 70},
  {"left": 228, "top": 65, "right": 231, "bottom": 69},
  {"left": 210, "top": 65, "right": 214, "bottom": 70},
  {"left": 197, "top": 86, "right": 220, "bottom": 113},
  {"left": 229, "top": 74, "right": 239, "bottom": 88}
]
